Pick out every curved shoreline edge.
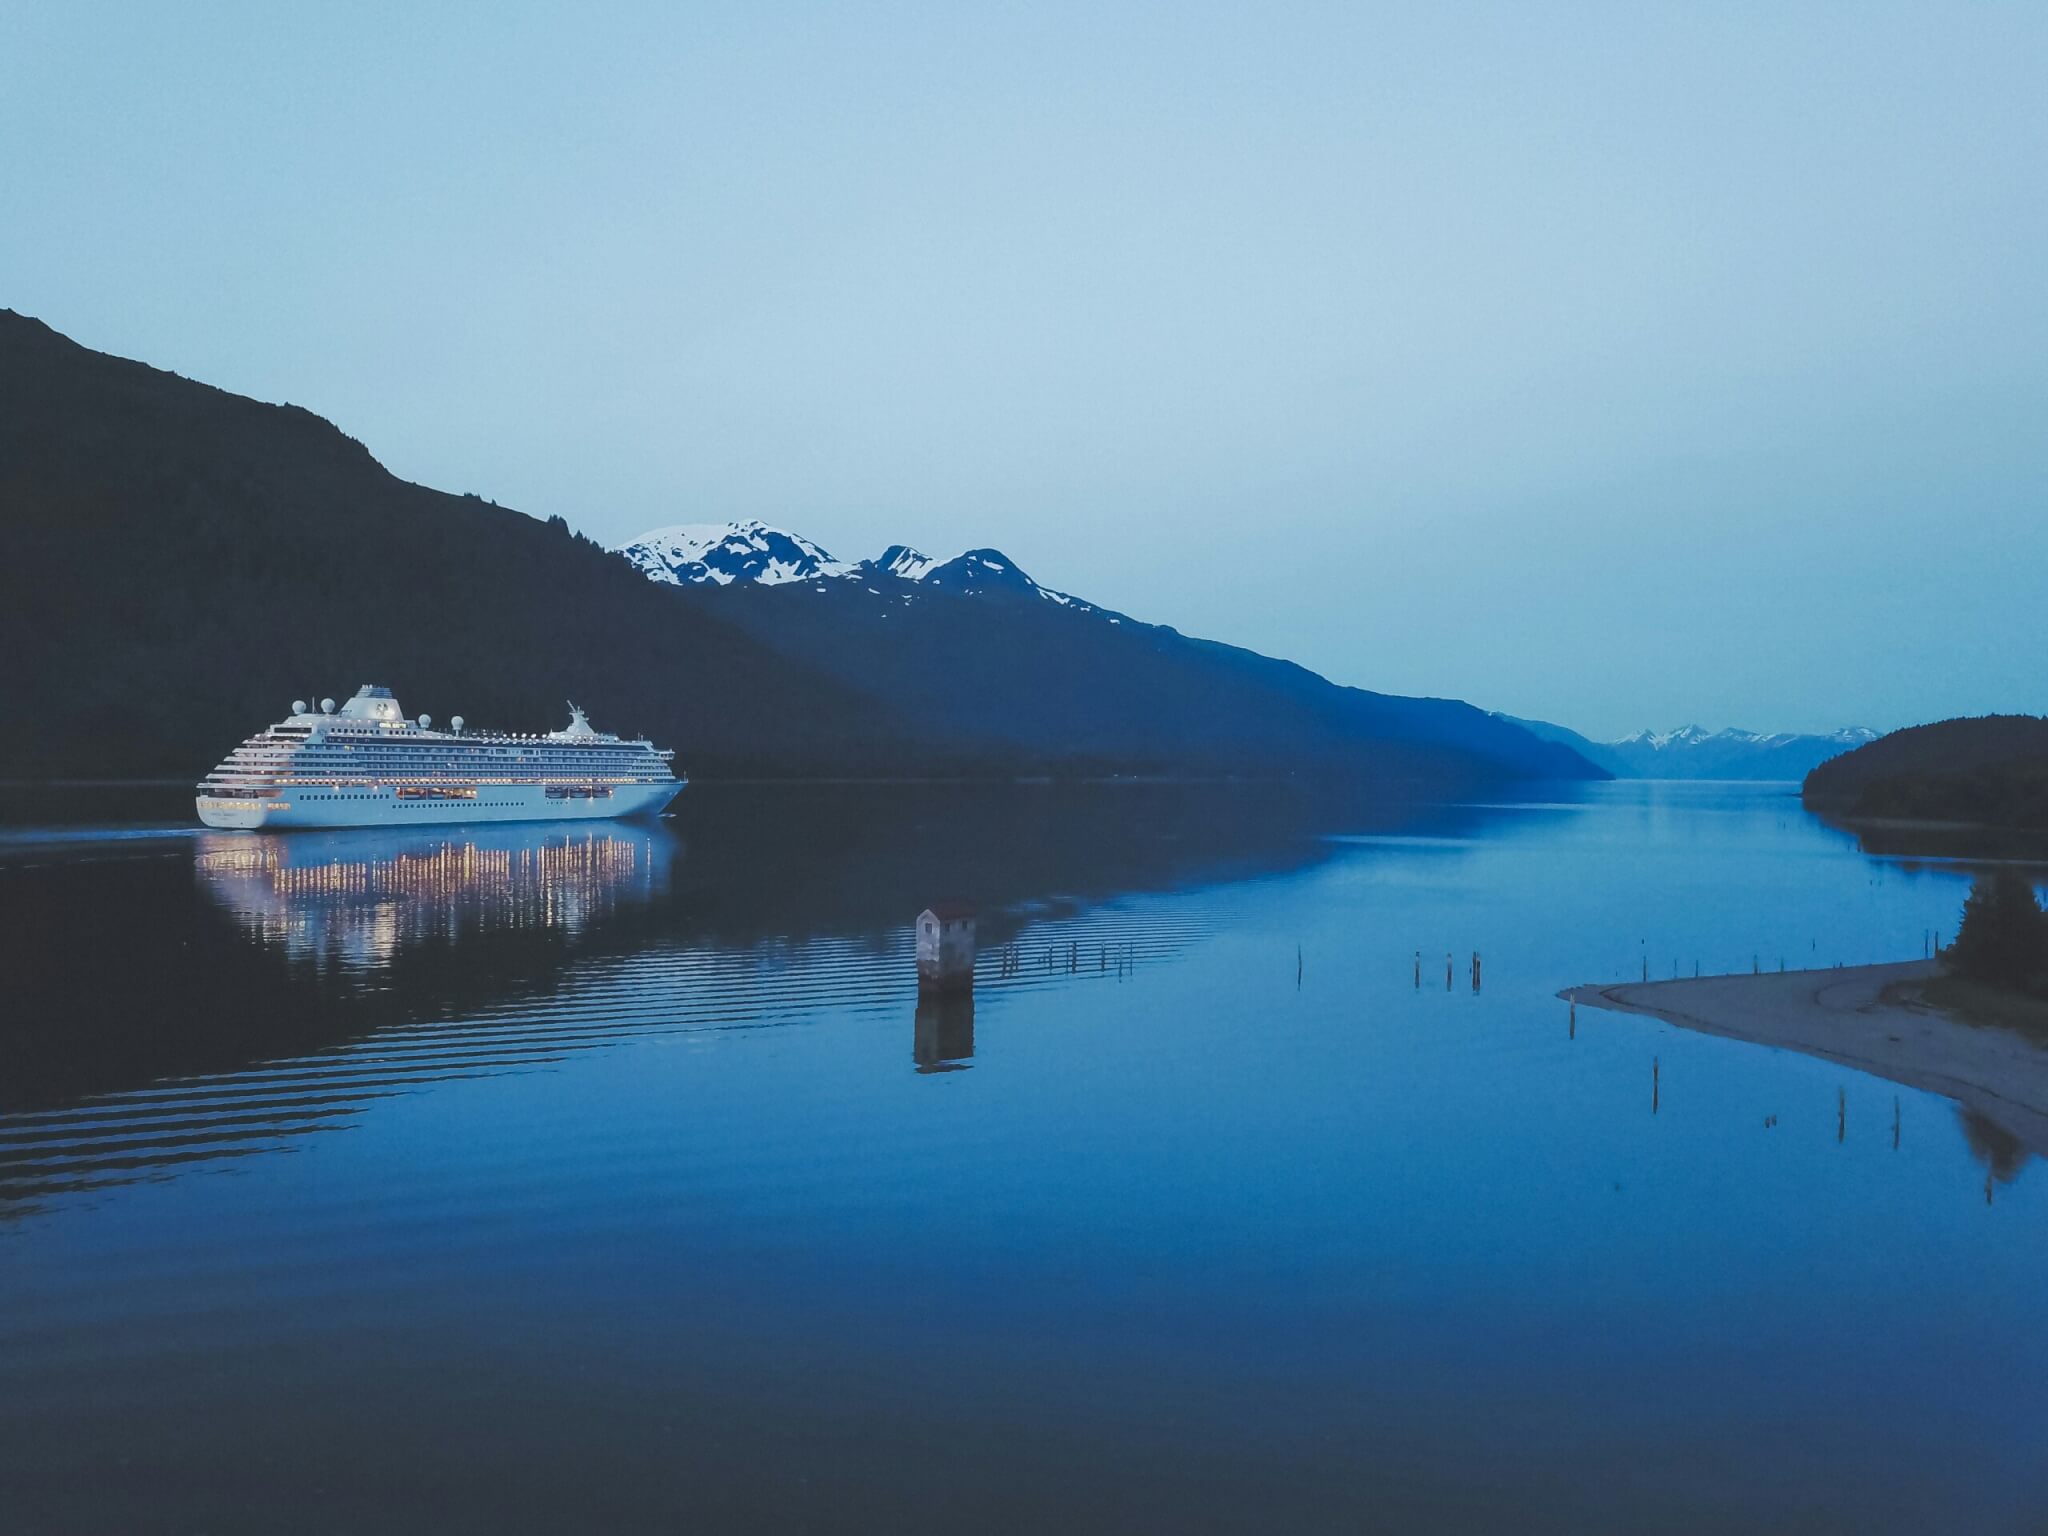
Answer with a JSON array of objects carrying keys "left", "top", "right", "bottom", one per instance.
[{"left": 1560, "top": 960, "right": 2048, "bottom": 1158}]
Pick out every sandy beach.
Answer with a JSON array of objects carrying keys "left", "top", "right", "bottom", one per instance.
[{"left": 1563, "top": 961, "right": 2048, "bottom": 1157}]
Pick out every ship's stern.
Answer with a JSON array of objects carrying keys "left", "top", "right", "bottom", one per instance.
[{"left": 195, "top": 794, "right": 292, "bottom": 830}]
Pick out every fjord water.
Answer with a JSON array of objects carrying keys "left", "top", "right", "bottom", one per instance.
[{"left": 2, "top": 783, "right": 2043, "bottom": 1533}]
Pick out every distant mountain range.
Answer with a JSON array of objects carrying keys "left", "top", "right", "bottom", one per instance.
[
  {"left": 0, "top": 312, "right": 1602, "bottom": 790},
  {"left": 1498, "top": 715, "right": 1877, "bottom": 780},
  {"left": 612, "top": 524, "right": 1876, "bottom": 786}
]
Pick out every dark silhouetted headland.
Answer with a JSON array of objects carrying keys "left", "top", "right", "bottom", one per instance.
[{"left": 1802, "top": 716, "right": 2048, "bottom": 831}]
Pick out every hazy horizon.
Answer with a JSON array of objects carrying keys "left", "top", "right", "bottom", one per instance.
[{"left": 4, "top": 2, "right": 2042, "bottom": 739}]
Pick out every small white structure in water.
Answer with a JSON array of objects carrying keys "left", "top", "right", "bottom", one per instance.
[{"left": 916, "top": 903, "right": 977, "bottom": 992}]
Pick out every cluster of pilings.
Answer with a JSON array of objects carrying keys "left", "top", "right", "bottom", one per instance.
[{"left": 1409, "top": 950, "right": 1483, "bottom": 993}]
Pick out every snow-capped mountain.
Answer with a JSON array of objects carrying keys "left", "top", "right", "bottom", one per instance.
[
  {"left": 620, "top": 521, "right": 854, "bottom": 586},
  {"left": 1498, "top": 716, "right": 1878, "bottom": 780},
  {"left": 617, "top": 521, "right": 1098, "bottom": 612}
]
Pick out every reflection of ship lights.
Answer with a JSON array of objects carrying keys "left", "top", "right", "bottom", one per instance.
[{"left": 195, "top": 825, "right": 671, "bottom": 969}]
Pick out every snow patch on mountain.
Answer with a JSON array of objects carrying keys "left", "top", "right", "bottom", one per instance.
[{"left": 875, "top": 544, "right": 936, "bottom": 580}]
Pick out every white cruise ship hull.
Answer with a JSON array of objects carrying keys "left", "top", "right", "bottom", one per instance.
[{"left": 196, "top": 779, "right": 682, "bottom": 831}]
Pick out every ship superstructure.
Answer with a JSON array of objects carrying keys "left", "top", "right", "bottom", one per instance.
[{"left": 195, "top": 685, "right": 683, "bottom": 829}]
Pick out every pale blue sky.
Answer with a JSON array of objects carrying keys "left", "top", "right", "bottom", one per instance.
[{"left": 4, "top": 2, "right": 2043, "bottom": 737}]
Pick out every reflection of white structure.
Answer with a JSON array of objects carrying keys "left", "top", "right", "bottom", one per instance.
[
  {"left": 197, "top": 685, "right": 683, "bottom": 829},
  {"left": 194, "top": 823, "right": 670, "bottom": 969}
]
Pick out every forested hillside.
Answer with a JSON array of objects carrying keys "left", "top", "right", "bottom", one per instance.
[{"left": 1802, "top": 717, "right": 2048, "bottom": 829}]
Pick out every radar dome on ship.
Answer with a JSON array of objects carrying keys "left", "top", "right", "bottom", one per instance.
[
  {"left": 451, "top": 716, "right": 465, "bottom": 732},
  {"left": 292, "top": 700, "right": 306, "bottom": 715},
  {"left": 320, "top": 698, "right": 336, "bottom": 714},
  {"left": 418, "top": 714, "right": 432, "bottom": 729}
]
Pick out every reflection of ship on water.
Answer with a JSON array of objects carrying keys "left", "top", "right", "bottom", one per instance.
[
  {"left": 195, "top": 823, "right": 671, "bottom": 969},
  {"left": 913, "top": 992, "right": 975, "bottom": 1074}
]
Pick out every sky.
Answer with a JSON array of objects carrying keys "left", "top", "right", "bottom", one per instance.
[{"left": 3, "top": 2, "right": 2044, "bottom": 739}]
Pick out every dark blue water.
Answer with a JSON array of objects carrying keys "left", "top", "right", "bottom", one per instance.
[{"left": 2, "top": 782, "right": 2043, "bottom": 1533}]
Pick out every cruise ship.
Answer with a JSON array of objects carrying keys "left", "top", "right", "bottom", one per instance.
[{"left": 196, "top": 686, "right": 684, "bottom": 829}]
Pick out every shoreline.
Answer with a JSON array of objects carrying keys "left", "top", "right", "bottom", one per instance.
[{"left": 1562, "top": 961, "right": 2048, "bottom": 1157}]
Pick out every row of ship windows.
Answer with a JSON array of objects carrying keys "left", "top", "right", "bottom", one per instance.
[
  {"left": 209, "top": 785, "right": 624, "bottom": 800},
  {"left": 205, "top": 774, "right": 663, "bottom": 786},
  {"left": 243, "top": 749, "right": 651, "bottom": 761},
  {"left": 236, "top": 753, "right": 659, "bottom": 765},
  {"left": 261, "top": 737, "right": 644, "bottom": 753}
]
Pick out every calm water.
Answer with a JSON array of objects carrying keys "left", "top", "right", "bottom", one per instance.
[{"left": 2, "top": 781, "right": 2043, "bottom": 1533}]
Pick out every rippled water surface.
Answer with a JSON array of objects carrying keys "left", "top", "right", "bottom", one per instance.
[{"left": 2, "top": 782, "right": 2044, "bottom": 1533}]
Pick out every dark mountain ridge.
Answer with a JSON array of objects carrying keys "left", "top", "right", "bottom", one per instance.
[
  {"left": 0, "top": 311, "right": 1600, "bottom": 788},
  {"left": 617, "top": 521, "right": 1600, "bottom": 786}
]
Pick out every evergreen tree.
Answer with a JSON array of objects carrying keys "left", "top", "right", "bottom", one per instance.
[{"left": 1947, "top": 869, "right": 2048, "bottom": 991}]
